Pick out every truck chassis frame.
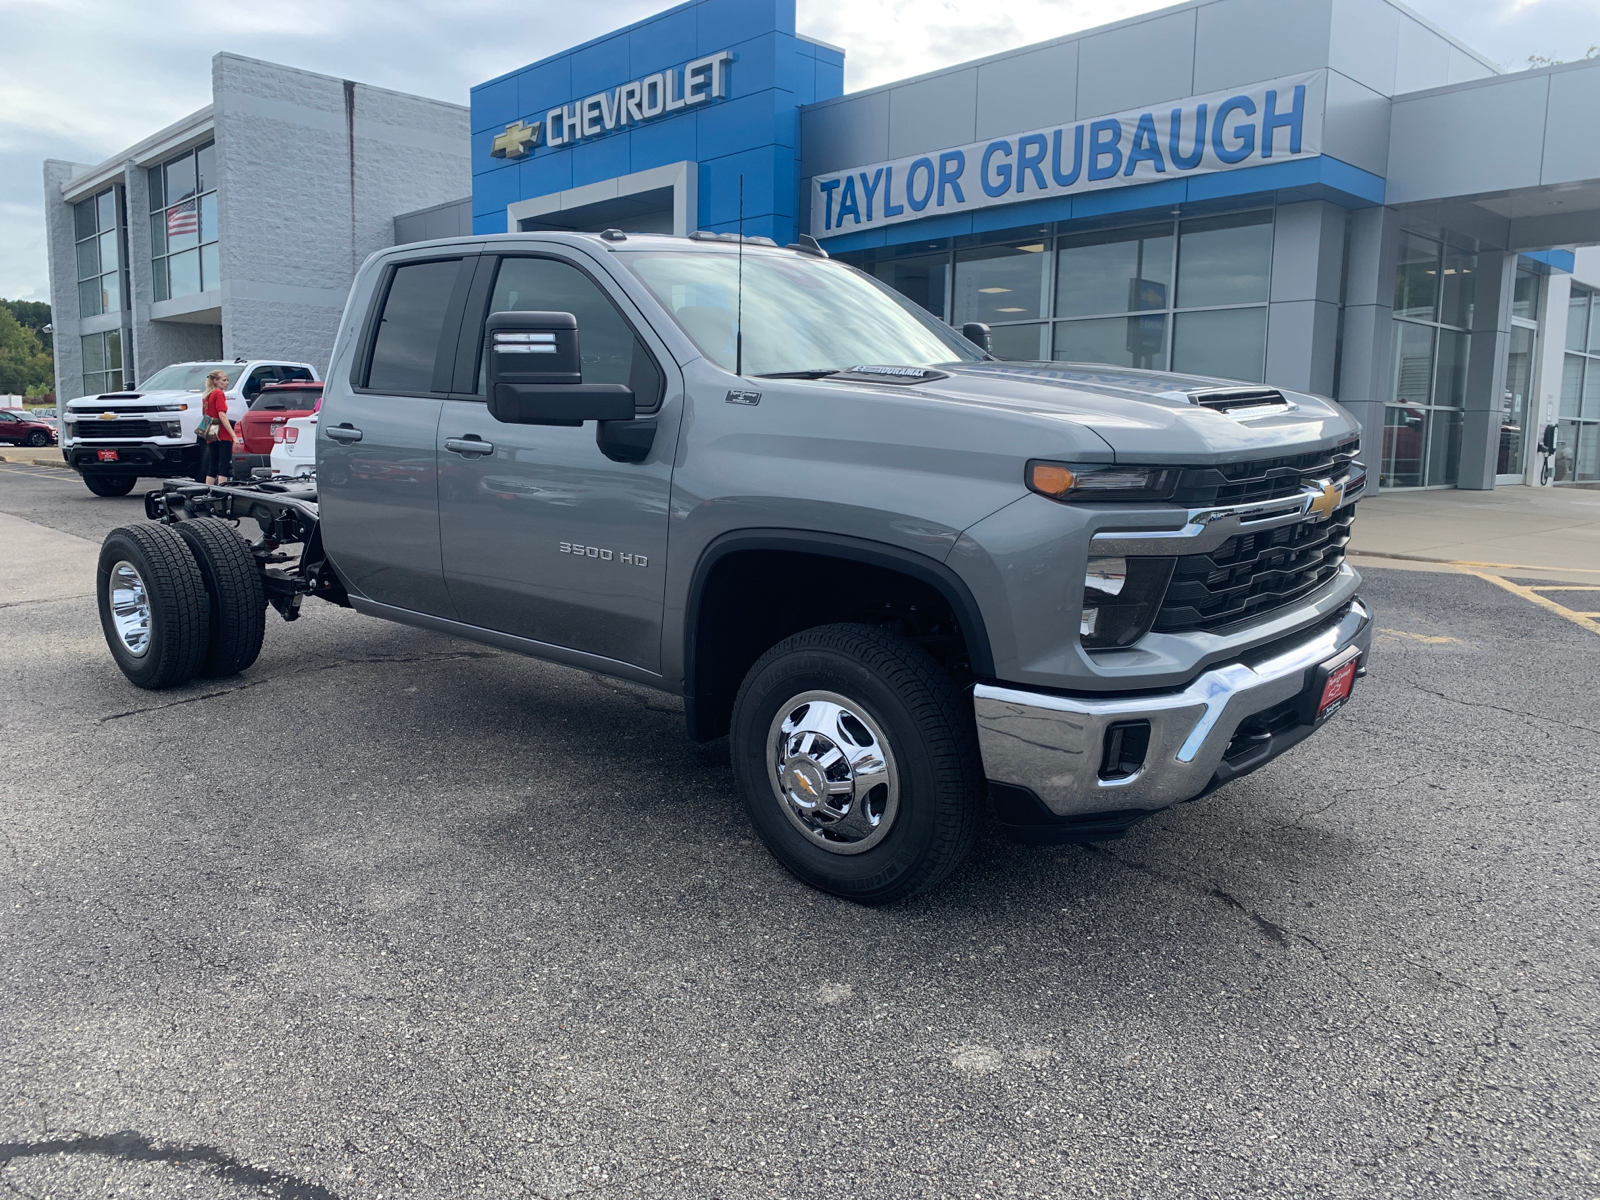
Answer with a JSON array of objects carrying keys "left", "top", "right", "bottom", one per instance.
[{"left": 144, "top": 478, "right": 349, "bottom": 620}]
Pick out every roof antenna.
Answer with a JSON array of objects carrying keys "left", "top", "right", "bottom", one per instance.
[{"left": 735, "top": 172, "right": 745, "bottom": 378}]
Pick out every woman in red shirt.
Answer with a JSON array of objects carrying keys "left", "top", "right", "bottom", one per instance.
[{"left": 201, "top": 370, "right": 237, "bottom": 485}]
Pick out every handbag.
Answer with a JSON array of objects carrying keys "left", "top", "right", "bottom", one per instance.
[{"left": 196, "top": 414, "right": 218, "bottom": 441}]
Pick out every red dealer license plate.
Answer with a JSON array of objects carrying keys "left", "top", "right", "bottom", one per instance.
[
  {"left": 1316, "top": 656, "right": 1359, "bottom": 720},
  {"left": 97, "top": 450, "right": 119, "bottom": 462}
]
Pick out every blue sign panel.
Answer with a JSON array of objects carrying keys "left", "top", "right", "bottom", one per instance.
[
  {"left": 810, "top": 72, "right": 1326, "bottom": 239},
  {"left": 470, "top": 0, "right": 844, "bottom": 244}
]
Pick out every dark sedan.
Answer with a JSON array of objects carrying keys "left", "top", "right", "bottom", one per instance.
[{"left": 0, "top": 409, "right": 58, "bottom": 447}]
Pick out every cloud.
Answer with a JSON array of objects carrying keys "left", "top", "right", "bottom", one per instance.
[{"left": 0, "top": 202, "right": 51, "bottom": 303}]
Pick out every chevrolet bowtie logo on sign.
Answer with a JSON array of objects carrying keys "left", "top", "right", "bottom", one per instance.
[{"left": 490, "top": 121, "right": 540, "bottom": 159}]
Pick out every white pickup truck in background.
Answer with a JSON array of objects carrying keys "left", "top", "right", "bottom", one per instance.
[{"left": 61, "top": 358, "right": 317, "bottom": 496}]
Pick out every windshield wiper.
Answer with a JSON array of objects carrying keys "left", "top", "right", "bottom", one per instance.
[{"left": 753, "top": 369, "right": 841, "bottom": 379}]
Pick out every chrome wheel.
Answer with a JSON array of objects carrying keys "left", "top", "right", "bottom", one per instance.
[
  {"left": 109, "top": 560, "right": 152, "bottom": 657},
  {"left": 767, "top": 690, "right": 899, "bottom": 855}
]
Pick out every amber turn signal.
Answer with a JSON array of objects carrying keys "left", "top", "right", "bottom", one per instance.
[{"left": 1028, "top": 463, "right": 1076, "bottom": 496}]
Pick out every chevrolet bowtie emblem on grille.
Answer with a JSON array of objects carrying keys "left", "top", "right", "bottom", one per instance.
[
  {"left": 490, "top": 121, "right": 540, "bottom": 159},
  {"left": 99, "top": 411, "right": 117, "bottom": 420},
  {"left": 1305, "top": 480, "right": 1344, "bottom": 520}
]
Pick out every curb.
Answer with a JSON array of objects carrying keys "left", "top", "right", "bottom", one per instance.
[
  {"left": 1349, "top": 548, "right": 1600, "bottom": 575},
  {"left": 0, "top": 453, "right": 73, "bottom": 471}
]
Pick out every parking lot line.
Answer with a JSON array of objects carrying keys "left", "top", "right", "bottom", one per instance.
[{"left": 1460, "top": 570, "right": 1600, "bottom": 637}]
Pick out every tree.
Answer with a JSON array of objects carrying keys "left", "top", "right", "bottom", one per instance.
[
  {"left": 1528, "top": 45, "right": 1600, "bottom": 69},
  {"left": 0, "top": 304, "right": 55, "bottom": 397}
]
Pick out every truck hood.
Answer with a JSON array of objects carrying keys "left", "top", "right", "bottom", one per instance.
[
  {"left": 847, "top": 362, "right": 1360, "bottom": 463},
  {"left": 65, "top": 389, "right": 201, "bottom": 411}
]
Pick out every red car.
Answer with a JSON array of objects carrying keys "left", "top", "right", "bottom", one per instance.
[
  {"left": 0, "top": 409, "right": 58, "bottom": 447},
  {"left": 234, "top": 382, "right": 323, "bottom": 474}
]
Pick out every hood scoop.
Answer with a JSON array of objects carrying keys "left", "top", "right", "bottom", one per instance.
[{"left": 1180, "top": 386, "right": 1295, "bottom": 417}]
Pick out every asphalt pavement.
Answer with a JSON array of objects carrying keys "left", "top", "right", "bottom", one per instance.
[{"left": 1, "top": 461, "right": 1596, "bottom": 1199}]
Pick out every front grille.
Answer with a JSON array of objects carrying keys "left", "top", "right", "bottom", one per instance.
[
  {"left": 1170, "top": 438, "right": 1360, "bottom": 508},
  {"left": 71, "top": 419, "right": 162, "bottom": 439},
  {"left": 1154, "top": 505, "right": 1354, "bottom": 632}
]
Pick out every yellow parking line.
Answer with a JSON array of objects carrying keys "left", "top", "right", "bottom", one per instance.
[
  {"left": 1528, "top": 585, "right": 1600, "bottom": 591},
  {"left": 1461, "top": 571, "right": 1600, "bottom": 638}
]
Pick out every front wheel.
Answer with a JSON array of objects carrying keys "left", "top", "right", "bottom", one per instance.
[
  {"left": 25, "top": 430, "right": 50, "bottom": 447},
  {"left": 730, "top": 623, "right": 984, "bottom": 905},
  {"left": 83, "top": 474, "right": 137, "bottom": 497}
]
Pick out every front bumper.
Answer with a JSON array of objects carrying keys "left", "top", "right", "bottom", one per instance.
[
  {"left": 973, "top": 597, "right": 1372, "bottom": 826},
  {"left": 65, "top": 443, "right": 201, "bottom": 475}
]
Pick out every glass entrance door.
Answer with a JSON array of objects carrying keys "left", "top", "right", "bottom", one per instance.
[{"left": 1498, "top": 324, "right": 1536, "bottom": 480}]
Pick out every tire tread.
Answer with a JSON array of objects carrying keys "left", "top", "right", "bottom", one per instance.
[{"left": 173, "top": 517, "right": 266, "bottom": 678}]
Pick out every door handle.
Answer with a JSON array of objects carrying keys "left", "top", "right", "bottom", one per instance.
[
  {"left": 445, "top": 436, "right": 495, "bottom": 456},
  {"left": 326, "top": 424, "right": 363, "bottom": 443}
]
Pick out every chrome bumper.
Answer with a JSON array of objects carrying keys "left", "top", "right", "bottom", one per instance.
[{"left": 973, "top": 599, "right": 1372, "bottom": 817}]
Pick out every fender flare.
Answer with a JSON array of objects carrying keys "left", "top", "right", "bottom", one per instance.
[{"left": 682, "top": 528, "right": 996, "bottom": 738}]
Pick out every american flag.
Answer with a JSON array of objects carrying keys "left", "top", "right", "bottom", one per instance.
[{"left": 166, "top": 199, "right": 198, "bottom": 239}]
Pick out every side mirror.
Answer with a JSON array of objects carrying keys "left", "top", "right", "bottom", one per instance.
[
  {"left": 961, "top": 322, "right": 992, "bottom": 353},
  {"left": 485, "top": 310, "right": 635, "bottom": 425}
]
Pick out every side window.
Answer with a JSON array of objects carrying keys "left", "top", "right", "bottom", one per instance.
[
  {"left": 483, "top": 257, "right": 663, "bottom": 411},
  {"left": 279, "top": 367, "right": 314, "bottom": 384},
  {"left": 243, "top": 366, "right": 275, "bottom": 399},
  {"left": 366, "top": 258, "right": 465, "bottom": 394}
]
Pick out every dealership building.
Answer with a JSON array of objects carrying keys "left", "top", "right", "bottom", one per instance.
[
  {"left": 45, "top": 0, "right": 1600, "bottom": 489},
  {"left": 42, "top": 55, "right": 469, "bottom": 406}
]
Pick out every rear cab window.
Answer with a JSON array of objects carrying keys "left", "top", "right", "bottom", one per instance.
[{"left": 362, "top": 258, "right": 471, "bottom": 395}]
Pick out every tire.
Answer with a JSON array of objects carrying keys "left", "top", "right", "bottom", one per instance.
[
  {"left": 172, "top": 517, "right": 266, "bottom": 678},
  {"left": 83, "top": 474, "right": 137, "bottom": 497},
  {"left": 25, "top": 430, "right": 49, "bottom": 447},
  {"left": 730, "top": 623, "right": 984, "bottom": 905},
  {"left": 97, "top": 524, "right": 209, "bottom": 690}
]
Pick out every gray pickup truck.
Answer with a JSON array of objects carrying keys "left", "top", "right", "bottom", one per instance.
[{"left": 93, "top": 230, "right": 1370, "bottom": 903}]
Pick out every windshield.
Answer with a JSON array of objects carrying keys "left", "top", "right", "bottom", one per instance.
[
  {"left": 620, "top": 251, "right": 980, "bottom": 376},
  {"left": 138, "top": 363, "right": 244, "bottom": 392}
]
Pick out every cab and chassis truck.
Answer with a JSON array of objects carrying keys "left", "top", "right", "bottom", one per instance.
[{"left": 93, "top": 230, "right": 1370, "bottom": 903}]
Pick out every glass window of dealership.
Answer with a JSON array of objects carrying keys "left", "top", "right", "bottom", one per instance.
[
  {"left": 74, "top": 186, "right": 127, "bottom": 394},
  {"left": 847, "top": 221, "right": 1575, "bottom": 491},
  {"left": 851, "top": 210, "right": 1276, "bottom": 384},
  {"left": 149, "top": 140, "right": 220, "bottom": 301}
]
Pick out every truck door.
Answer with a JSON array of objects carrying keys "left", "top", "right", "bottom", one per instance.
[
  {"left": 318, "top": 254, "right": 477, "bottom": 619},
  {"left": 437, "top": 251, "right": 679, "bottom": 673}
]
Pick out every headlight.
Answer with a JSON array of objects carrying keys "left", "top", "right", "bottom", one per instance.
[
  {"left": 1080, "top": 555, "right": 1175, "bottom": 649},
  {"left": 1028, "top": 460, "right": 1177, "bottom": 502}
]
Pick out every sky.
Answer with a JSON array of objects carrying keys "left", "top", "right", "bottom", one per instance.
[{"left": 2, "top": 0, "right": 1597, "bottom": 304}]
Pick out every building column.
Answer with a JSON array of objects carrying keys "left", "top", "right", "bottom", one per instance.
[
  {"left": 1457, "top": 251, "right": 1514, "bottom": 491},
  {"left": 1334, "top": 205, "right": 1401, "bottom": 471},
  {"left": 123, "top": 160, "right": 156, "bottom": 387},
  {"left": 1265, "top": 201, "right": 1346, "bottom": 397},
  {"left": 41, "top": 160, "right": 84, "bottom": 401}
]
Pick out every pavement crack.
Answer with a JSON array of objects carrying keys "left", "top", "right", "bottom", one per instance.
[
  {"left": 1405, "top": 679, "right": 1600, "bottom": 737},
  {"left": 1205, "top": 886, "right": 1289, "bottom": 946},
  {"left": 0, "top": 1130, "right": 344, "bottom": 1199},
  {"left": 0, "top": 594, "right": 92, "bottom": 609},
  {"left": 585, "top": 673, "right": 681, "bottom": 715},
  {"left": 98, "top": 650, "right": 505, "bottom": 722},
  {"left": 1085, "top": 846, "right": 1289, "bottom": 948}
]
